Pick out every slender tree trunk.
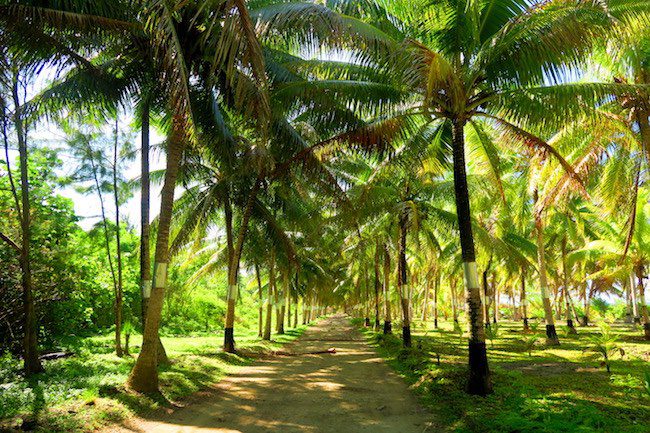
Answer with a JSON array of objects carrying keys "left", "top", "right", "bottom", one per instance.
[
  {"left": 128, "top": 117, "right": 185, "bottom": 393},
  {"left": 521, "top": 271, "right": 529, "bottom": 331},
  {"left": 624, "top": 278, "right": 633, "bottom": 324},
  {"left": 12, "top": 75, "right": 42, "bottom": 375},
  {"left": 535, "top": 203, "right": 559, "bottom": 345},
  {"left": 275, "top": 274, "right": 287, "bottom": 334},
  {"left": 138, "top": 103, "right": 168, "bottom": 365},
  {"left": 630, "top": 273, "right": 640, "bottom": 324},
  {"left": 561, "top": 238, "right": 577, "bottom": 334},
  {"left": 88, "top": 142, "right": 120, "bottom": 355},
  {"left": 493, "top": 275, "right": 499, "bottom": 324},
  {"left": 293, "top": 295, "right": 299, "bottom": 328},
  {"left": 398, "top": 213, "right": 411, "bottom": 347},
  {"left": 450, "top": 277, "right": 459, "bottom": 325},
  {"left": 422, "top": 276, "right": 431, "bottom": 322},
  {"left": 374, "top": 241, "right": 381, "bottom": 330},
  {"left": 635, "top": 264, "right": 650, "bottom": 340},
  {"left": 256, "top": 263, "right": 263, "bottom": 337},
  {"left": 263, "top": 256, "right": 274, "bottom": 340},
  {"left": 224, "top": 181, "right": 261, "bottom": 352},
  {"left": 451, "top": 118, "right": 491, "bottom": 395},
  {"left": 434, "top": 271, "right": 439, "bottom": 329},
  {"left": 112, "top": 117, "right": 124, "bottom": 357},
  {"left": 383, "top": 244, "right": 392, "bottom": 334},
  {"left": 581, "top": 284, "right": 591, "bottom": 326}
]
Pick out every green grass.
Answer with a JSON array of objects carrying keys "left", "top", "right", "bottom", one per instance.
[
  {"left": 361, "top": 319, "right": 650, "bottom": 433},
  {"left": 0, "top": 325, "right": 308, "bottom": 432}
]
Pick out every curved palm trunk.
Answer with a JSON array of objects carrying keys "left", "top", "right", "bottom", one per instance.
[
  {"left": 635, "top": 264, "right": 650, "bottom": 340},
  {"left": 12, "top": 79, "right": 42, "bottom": 375},
  {"left": 383, "top": 244, "right": 392, "bottom": 334},
  {"left": 139, "top": 103, "right": 168, "bottom": 365},
  {"left": 398, "top": 214, "right": 411, "bottom": 347},
  {"left": 128, "top": 118, "right": 185, "bottom": 393},
  {"left": 451, "top": 119, "right": 491, "bottom": 395},
  {"left": 535, "top": 208, "right": 559, "bottom": 345}
]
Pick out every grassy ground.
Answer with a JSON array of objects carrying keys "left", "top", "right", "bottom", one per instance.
[
  {"left": 360, "top": 318, "right": 650, "bottom": 433},
  {"left": 0, "top": 325, "right": 308, "bottom": 432}
]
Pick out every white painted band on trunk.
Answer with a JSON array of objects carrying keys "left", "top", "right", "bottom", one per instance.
[
  {"left": 227, "top": 284, "right": 238, "bottom": 300},
  {"left": 142, "top": 279, "right": 152, "bottom": 299},
  {"left": 154, "top": 262, "right": 167, "bottom": 289},
  {"left": 463, "top": 261, "right": 479, "bottom": 289}
]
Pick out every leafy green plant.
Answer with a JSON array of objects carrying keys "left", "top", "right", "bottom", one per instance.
[
  {"left": 521, "top": 335, "right": 540, "bottom": 357},
  {"left": 485, "top": 323, "right": 500, "bottom": 348},
  {"left": 644, "top": 370, "right": 650, "bottom": 397},
  {"left": 584, "top": 322, "right": 623, "bottom": 373}
]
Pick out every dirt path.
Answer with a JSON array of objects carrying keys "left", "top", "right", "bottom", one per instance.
[{"left": 109, "top": 315, "right": 434, "bottom": 433}]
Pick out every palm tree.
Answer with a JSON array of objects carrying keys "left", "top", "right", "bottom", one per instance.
[{"left": 256, "top": 0, "right": 647, "bottom": 394}]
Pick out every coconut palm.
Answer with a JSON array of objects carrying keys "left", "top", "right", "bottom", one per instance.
[{"left": 254, "top": 0, "right": 648, "bottom": 394}]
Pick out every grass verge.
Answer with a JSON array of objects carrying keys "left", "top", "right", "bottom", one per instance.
[
  {"left": 357, "top": 318, "right": 650, "bottom": 433},
  {"left": 0, "top": 325, "right": 308, "bottom": 432}
]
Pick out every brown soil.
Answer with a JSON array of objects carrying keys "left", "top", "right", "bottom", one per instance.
[{"left": 105, "top": 314, "right": 435, "bottom": 432}]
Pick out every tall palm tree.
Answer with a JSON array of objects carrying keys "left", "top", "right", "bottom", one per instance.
[{"left": 256, "top": 0, "right": 645, "bottom": 394}]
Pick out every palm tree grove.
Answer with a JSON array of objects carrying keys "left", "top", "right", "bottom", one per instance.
[{"left": 1, "top": 0, "right": 650, "bottom": 431}]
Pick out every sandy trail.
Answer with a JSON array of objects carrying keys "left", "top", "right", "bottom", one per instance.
[{"left": 108, "top": 315, "right": 434, "bottom": 433}]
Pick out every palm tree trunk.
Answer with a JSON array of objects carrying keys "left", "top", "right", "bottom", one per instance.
[
  {"left": 374, "top": 241, "right": 381, "bottom": 330},
  {"left": 255, "top": 263, "right": 263, "bottom": 337},
  {"left": 293, "top": 294, "right": 299, "bottom": 328},
  {"left": 451, "top": 118, "right": 491, "bottom": 395},
  {"left": 398, "top": 213, "right": 411, "bottom": 347},
  {"left": 493, "top": 277, "right": 499, "bottom": 324},
  {"left": 383, "top": 243, "right": 392, "bottom": 334},
  {"left": 139, "top": 102, "right": 168, "bottom": 365},
  {"left": 12, "top": 76, "right": 42, "bottom": 375},
  {"left": 482, "top": 270, "right": 490, "bottom": 327},
  {"left": 521, "top": 271, "right": 529, "bottom": 331},
  {"left": 450, "top": 276, "right": 458, "bottom": 325},
  {"left": 284, "top": 278, "right": 290, "bottom": 331},
  {"left": 112, "top": 117, "right": 124, "bottom": 357},
  {"left": 128, "top": 117, "right": 185, "bottom": 393},
  {"left": 224, "top": 180, "right": 261, "bottom": 352},
  {"left": 422, "top": 276, "right": 431, "bottom": 322},
  {"left": 561, "top": 238, "right": 577, "bottom": 334},
  {"left": 535, "top": 206, "right": 559, "bottom": 345},
  {"left": 434, "top": 271, "right": 439, "bottom": 329},
  {"left": 276, "top": 273, "right": 284, "bottom": 334},
  {"left": 630, "top": 273, "right": 640, "bottom": 324},
  {"left": 263, "top": 255, "right": 274, "bottom": 341},
  {"left": 635, "top": 264, "right": 650, "bottom": 340},
  {"left": 624, "top": 278, "right": 633, "bottom": 324}
]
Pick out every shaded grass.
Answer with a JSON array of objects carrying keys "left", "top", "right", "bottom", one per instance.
[
  {"left": 0, "top": 324, "right": 308, "bottom": 432},
  {"left": 361, "top": 319, "right": 650, "bottom": 433}
]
